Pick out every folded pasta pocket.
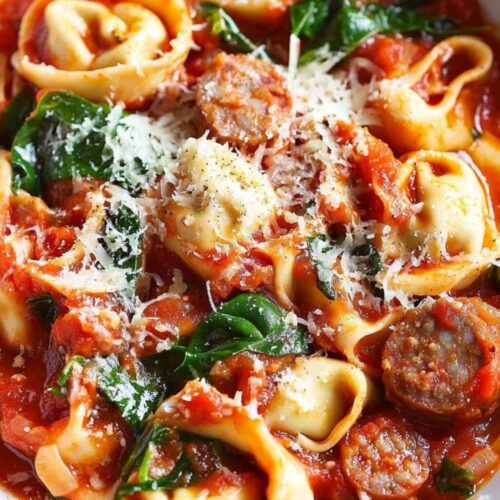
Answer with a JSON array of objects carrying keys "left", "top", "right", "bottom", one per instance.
[
  {"left": 264, "top": 357, "right": 374, "bottom": 452},
  {"left": 13, "top": 0, "right": 192, "bottom": 103}
]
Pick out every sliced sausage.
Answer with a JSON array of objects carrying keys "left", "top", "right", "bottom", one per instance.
[
  {"left": 196, "top": 53, "right": 291, "bottom": 150},
  {"left": 382, "top": 298, "right": 500, "bottom": 422},
  {"left": 340, "top": 415, "right": 430, "bottom": 499}
]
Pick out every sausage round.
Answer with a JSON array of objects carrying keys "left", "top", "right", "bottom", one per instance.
[
  {"left": 382, "top": 298, "right": 500, "bottom": 422},
  {"left": 340, "top": 415, "right": 430, "bottom": 499},
  {"left": 196, "top": 53, "right": 292, "bottom": 150}
]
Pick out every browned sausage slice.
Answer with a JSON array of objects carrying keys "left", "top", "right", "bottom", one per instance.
[
  {"left": 382, "top": 298, "right": 500, "bottom": 422},
  {"left": 340, "top": 415, "right": 430, "bottom": 499},
  {"left": 196, "top": 53, "right": 292, "bottom": 150}
]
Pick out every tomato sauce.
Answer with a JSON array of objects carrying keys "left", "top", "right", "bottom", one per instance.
[{"left": 0, "top": 0, "right": 500, "bottom": 498}]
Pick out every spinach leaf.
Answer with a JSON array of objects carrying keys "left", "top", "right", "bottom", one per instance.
[
  {"left": 291, "top": 0, "right": 329, "bottom": 38},
  {"left": 307, "top": 237, "right": 383, "bottom": 300},
  {"left": 49, "top": 356, "right": 88, "bottom": 397},
  {"left": 121, "top": 423, "right": 171, "bottom": 481},
  {"left": 50, "top": 354, "right": 164, "bottom": 432},
  {"left": 11, "top": 91, "right": 172, "bottom": 195},
  {"left": 0, "top": 88, "right": 36, "bottom": 147},
  {"left": 117, "top": 426, "right": 199, "bottom": 499},
  {"left": 300, "top": 0, "right": 484, "bottom": 64},
  {"left": 100, "top": 202, "right": 144, "bottom": 300},
  {"left": 436, "top": 457, "right": 476, "bottom": 498},
  {"left": 174, "top": 294, "right": 311, "bottom": 378},
  {"left": 95, "top": 355, "right": 164, "bottom": 432},
  {"left": 27, "top": 294, "right": 59, "bottom": 325},
  {"left": 200, "top": 3, "right": 271, "bottom": 60},
  {"left": 307, "top": 235, "right": 336, "bottom": 299},
  {"left": 352, "top": 243, "right": 382, "bottom": 276}
]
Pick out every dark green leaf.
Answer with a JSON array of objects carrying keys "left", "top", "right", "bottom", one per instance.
[
  {"left": 27, "top": 294, "right": 59, "bottom": 325},
  {"left": 117, "top": 427, "right": 206, "bottom": 499},
  {"left": 436, "top": 457, "right": 476, "bottom": 498},
  {"left": 174, "top": 294, "right": 311, "bottom": 378},
  {"left": 352, "top": 243, "right": 382, "bottom": 275},
  {"left": 300, "top": 0, "right": 485, "bottom": 64},
  {"left": 50, "top": 354, "right": 164, "bottom": 431},
  {"left": 307, "top": 235, "right": 336, "bottom": 299},
  {"left": 95, "top": 355, "right": 164, "bottom": 432},
  {"left": 49, "top": 356, "right": 87, "bottom": 397},
  {"left": 291, "top": 0, "right": 330, "bottom": 38},
  {"left": 11, "top": 91, "right": 172, "bottom": 195},
  {"left": 200, "top": 3, "right": 271, "bottom": 60},
  {"left": 0, "top": 88, "right": 36, "bottom": 147},
  {"left": 121, "top": 423, "right": 170, "bottom": 480},
  {"left": 100, "top": 203, "right": 143, "bottom": 300}
]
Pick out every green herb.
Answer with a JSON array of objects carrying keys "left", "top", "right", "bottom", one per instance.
[
  {"left": 300, "top": 0, "right": 484, "bottom": 64},
  {"left": 121, "top": 423, "right": 170, "bottom": 480},
  {"left": 49, "top": 356, "right": 87, "bottom": 397},
  {"left": 307, "top": 235, "right": 336, "bottom": 299},
  {"left": 173, "top": 294, "right": 311, "bottom": 379},
  {"left": 50, "top": 354, "right": 164, "bottom": 431},
  {"left": 117, "top": 426, "right": 199, "bottom": 499},
  {"left": 27, "top": 294, "right": 59, "bottom": 325},
  {"left": 0, "top": 88, "right": 36, "bottom": 147},
  {"left": 291, "top": 0, "right": 329, "bottom": 38},
  {"left": 436, "top": 457, "right": 476, "bottom": 498},
  {"left": 11, "top": 91, "right": 172, "bottom": 195},
  {"left": 352, "top": 243, "right": 382, "bottom": 276},
  {"left": 100, "top": 202, "right": 144, "bottom": 300},
  {"left": 116, "top": 453, "right": 193, "bottom": 499},
  {"left": 95, "top": 355, "right": 164, "bottom": 432},
  {"left": 200, "top": 3, "right": 271, "bottom": 60}
]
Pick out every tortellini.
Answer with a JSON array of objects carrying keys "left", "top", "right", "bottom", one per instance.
[
  {"left": 264, "top": 357, "right": 373, "bottom": 452},
  {"left": 153, "top": 380, "right": 314, "bottom": 500},
  {"left": 14, "top": 0, "right": 192, "bottom": 103},
  {"left": 382, "top": 151, "right": 500, "bottom": 296},
  {"left": 23, "top": 186, "right": 139, "bottom": 297},
  {"left": 35, "top": 367, "right": 122, "bottom": 498},
  {"left": 0, "top": 282, "right": 33, "bottom": 350},
  {"left": 160, "top": 137, "right": 278, "bottom": 280},
  {"left": 373, "top": 36, "right": 492, "bottom": 152}
]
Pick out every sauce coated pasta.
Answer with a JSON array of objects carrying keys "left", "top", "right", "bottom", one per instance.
[{"left": 0, "top": 1, "right": 498, "bottom": 499}]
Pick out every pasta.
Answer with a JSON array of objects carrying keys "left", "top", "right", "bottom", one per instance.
[
  {"left": 13, "top": 0, "right": 192, "bottom": 103},
  {"left": 0, "top": 1, "right": 499, "bottom": 499},
  {"left": 264, "top": 357, "right": 373, "bottom": 452},
  {"left": 381, "top": 151, "right": 500, "bottom": 296},
  {"left": 151, "top": 380, "right": 314, "bottom": 500},
  {"left": 373, "top": 36, "right": 493, "bottom": 152}
]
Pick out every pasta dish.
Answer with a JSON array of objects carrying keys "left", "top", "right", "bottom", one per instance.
[{"left": 0, "top": 0, "right": 498, "bottom": 498}]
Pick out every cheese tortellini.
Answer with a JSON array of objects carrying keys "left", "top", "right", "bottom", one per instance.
[
  {"left": 161, "top": 137, "right": 278, "bottom": 280},
  {"left": 14, "top": 0, "right": 192, "bottom": 103},
  {"left": 35, "top": 367, "right": 123, "bottom": 498},
  {"left": 382, "top": 151, "right": 500, "bottom": 296},
  {"left": 264, "top": 357, "right": 373, "bottom": 452},
  {"left": 152, "top": 380, "right": 314, "bottom": 500},
  {"left": 373, "top": 36, "right": 492, "bottom": 152}
]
